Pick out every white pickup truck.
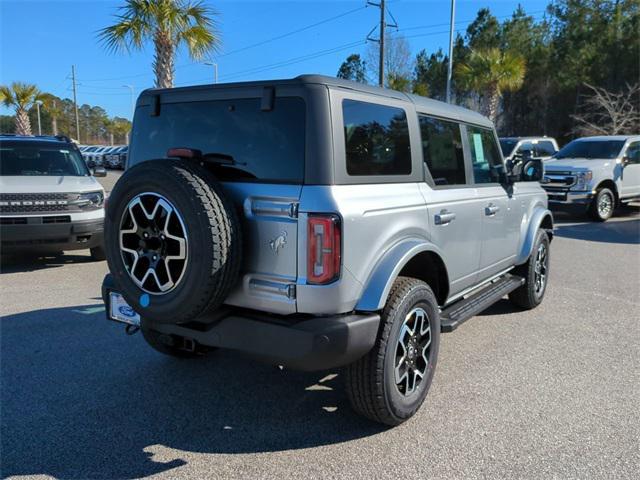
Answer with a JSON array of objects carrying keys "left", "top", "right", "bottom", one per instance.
[{"left": 543, "top": 135, "right": 640, "bottom": 221}]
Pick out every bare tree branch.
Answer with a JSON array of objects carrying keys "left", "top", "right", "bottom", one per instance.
[{"left": 571, "top": 83, "right": 640, "bottom": 136}]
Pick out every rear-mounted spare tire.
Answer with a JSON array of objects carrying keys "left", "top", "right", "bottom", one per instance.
[{"left": 104, "top": 159, "right": 242, "bottom": 324}]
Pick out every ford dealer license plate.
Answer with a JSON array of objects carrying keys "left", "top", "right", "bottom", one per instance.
[{"left": 109, "top": 292, "right": 140, "bottom": 326}]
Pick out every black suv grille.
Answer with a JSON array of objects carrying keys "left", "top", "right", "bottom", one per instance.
[{"left": 0, "top": 193, "right": 81, "bottom": 214}]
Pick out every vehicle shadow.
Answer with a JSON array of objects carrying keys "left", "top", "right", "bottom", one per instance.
[
  {"left": 0, "top": 251, "right": 99, "bottom": 274},
  {"left": 552, "top": 217, "right": 640, "bottom": 244},
  {"left": 0, "top": 305, "right": 385, "bottom": 479},
  {"left": 476, "top": 298, "right": 523, "bottom": 316}
]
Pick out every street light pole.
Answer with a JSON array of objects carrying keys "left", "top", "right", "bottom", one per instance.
[
  {"left": 204, "top": 62, "right": 218, "bottom": 83},
  {"left": 35, "top": 100, "right": 43, "bottom": 136},
  {"left": 446, "top": 0, "right": 456, "bottom": 104},
  {"left": 123, "top": 85, "right": 135, "bottom": 119}
]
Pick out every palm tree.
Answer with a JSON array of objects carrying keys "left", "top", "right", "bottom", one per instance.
[
  {"left": 40, "top": 93, "right": 63, "bottom": 135},
  {"left": 455, "top": 48, "right": 526, "bottom": 123},
  {"left": 0, "top": 82, "right": 43, "bottom": 135},
  {"left": 99, "top": 0, "right": 220, "bottom": 89}
]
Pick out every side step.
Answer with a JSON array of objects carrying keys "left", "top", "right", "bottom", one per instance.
[{"left": 440, "top": 274, "right": 525, "bottom": 333}]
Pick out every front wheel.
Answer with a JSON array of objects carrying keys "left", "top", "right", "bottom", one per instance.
[
  {"left": 509, "top": 229, "right": 550, "bottom": 309},
  {"left": 345, "top": 277, "right": 440, "bottom": 426},
  {"left": 589, "top": 187, "right": 615, "bottom": 222}
]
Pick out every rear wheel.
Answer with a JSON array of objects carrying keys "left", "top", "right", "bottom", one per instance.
[
  {"left": 346, "top": 277, "right": 440, "bottom": 426},
  {"left": 589, "top": 187, "right": 615, "bottom": 222}
]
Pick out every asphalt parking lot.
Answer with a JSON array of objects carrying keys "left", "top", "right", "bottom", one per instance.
[{"left": 1, "top": 170, "right": 639, "bottom": 479}]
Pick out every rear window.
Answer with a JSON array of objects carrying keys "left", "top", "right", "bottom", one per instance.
[
  {"left": 499, "top": 139, "right": 517, "bottom": 157},
  {"left": 342, "top": 99, "right": 411, "bottom": 176},
  {"left": 130, "top": 97, "right": 306, "bottom": 182},
  {"left": 0, "top": 141, "right": 89, "bottom": 176},
  {"left": 534, "top": 140, "right": 557, "bottom": 157}
]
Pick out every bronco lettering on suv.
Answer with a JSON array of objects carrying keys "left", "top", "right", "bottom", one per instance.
[{"left": 101, "top": 75, "right": 553, "bottom": 425}]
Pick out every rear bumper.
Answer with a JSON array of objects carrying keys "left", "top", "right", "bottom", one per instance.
[
  {"left": 0, "top": 216, "right": 104, "bottom": 252},
  {"left": 101, "top": 274, "right": 380, "bottom": 371}
]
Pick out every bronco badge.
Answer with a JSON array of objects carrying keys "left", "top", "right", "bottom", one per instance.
[{"left": 269, "top": 231, "right": 287, "bottom": 254}]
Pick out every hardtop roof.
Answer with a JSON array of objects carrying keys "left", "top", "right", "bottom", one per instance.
[{"left": 140, "top": 74, "right": 493, "bottom": 128}]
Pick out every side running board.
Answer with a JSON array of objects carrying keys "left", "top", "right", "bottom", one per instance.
[{"left": 440, "top": 274, "right": 525, "bottom": 333}]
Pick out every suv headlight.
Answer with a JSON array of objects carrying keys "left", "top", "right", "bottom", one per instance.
[
  {"left": 573, "top": 171, "right": 593, "bottom": 190},
  {"left": 79, "top": 191, "right": 104, "bottom": 208}
]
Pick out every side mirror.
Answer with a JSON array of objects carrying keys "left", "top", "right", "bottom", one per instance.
[
  {"left": 621, "top": 155, "right": 630, "bottom": 166},
  {"left": 92, "top": 166, "right": 107, "bottom": 177},
  {"left": 505, "top": 159, "right": 521, "bottom": 183},
  {"left": 522, "top": 159, "right": 544, "bottom": 182}
]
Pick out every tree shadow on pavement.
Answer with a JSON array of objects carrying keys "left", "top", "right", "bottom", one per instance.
[
  {"left": 0, "top": 251, "right": 99, "bottom": 274},
  {"left": 0, "top": 305, "right": 385, "bottom": 479}
]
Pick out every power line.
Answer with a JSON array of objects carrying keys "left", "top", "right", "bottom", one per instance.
[
  {"left": 396, "top": 10, "right": 545, "bottom": 34},
  {"left": 78, "top": 4, "right": 367, "bottom": 84},
  {"left": 180, "top": 39, "right": 366, "bottom": 85},
  {"left": 217, "top": 5, "right": 366, "bottom": 58}
]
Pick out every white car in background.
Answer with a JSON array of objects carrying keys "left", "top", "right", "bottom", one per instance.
[
  {"left": 500, "top": 136, "right": 559, "bottom": 162},
  {"left": 0, "top": 135, "right": 107, "bottom": 260}
]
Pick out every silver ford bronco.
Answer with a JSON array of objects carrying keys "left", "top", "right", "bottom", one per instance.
[{"left": 101, "top": 75, "right": 553, "bottom": 425}]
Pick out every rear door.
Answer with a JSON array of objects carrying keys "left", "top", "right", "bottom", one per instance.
[
  {"left": 417, "top": 114, "right": 483, "bottom": 295},
  {"left": 465, "top": 125, "right": 520, "bottom": 280}
]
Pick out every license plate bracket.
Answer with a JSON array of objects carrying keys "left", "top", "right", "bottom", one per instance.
[{"left": 108, "top": 291, "right": 141, "bottom": 326}]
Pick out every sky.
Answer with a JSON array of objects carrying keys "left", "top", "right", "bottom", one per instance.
[{"left": 1, "top": 0, "right": 548, "bottom": 120}]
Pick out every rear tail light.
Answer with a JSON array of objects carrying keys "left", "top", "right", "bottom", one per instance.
[{"left": 307, "top": 214, "right": 341, "bottom": 284}]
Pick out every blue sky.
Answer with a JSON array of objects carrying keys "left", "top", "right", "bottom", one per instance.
[{"left": 1, "top": 0, "right": 548, "bottom": 120}]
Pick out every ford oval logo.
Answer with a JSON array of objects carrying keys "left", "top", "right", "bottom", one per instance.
[{"left": 119, "top": 305, "right": 137, "bottom": 317}]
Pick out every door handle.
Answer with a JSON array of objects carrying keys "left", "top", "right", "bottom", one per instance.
[
  {"left": 485, "top": 204, "right": 500, "bottom": 216},
  {"left": 435, "top": 210, "right": 456, "bottom": 225}
]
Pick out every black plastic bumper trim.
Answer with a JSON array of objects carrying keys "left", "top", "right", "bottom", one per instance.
[{"left": 101, "top": 274, "right": 380, "bottom": 371}]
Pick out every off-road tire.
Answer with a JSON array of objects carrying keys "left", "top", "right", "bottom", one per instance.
[
  {"left": 509, "top": 229, "right": 550, "bottom": 309},
  {"left": 141, "top": 326, "right": 209, "bottom": 358},
  {"left": 90, "top": 246, "right": 106, "bottom": 261},
  {"left": 104, "top": 159, "right": 242, "bottom": 324},
  {"left": 588, "top": 187, "right": 615, "bottom": 222},
  {"left": 345, "top": 277, "right": 440, "bottom": 426}
]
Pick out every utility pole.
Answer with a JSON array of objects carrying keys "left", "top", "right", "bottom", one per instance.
[
  {"left": 378, "top": 0, "right": 385, "bottom": 87},
  {"left": 123, "top": 85, "right": 135, "bottom": 118},
  {"left": 204, "top": 61, "right": 218, "bottom": 84},
  {"left": 446, "top": 0, "right": 456, "bottom": 104},
  {"left": 367, "top": 0, "right": 396, "bottom": 87},
  {"left": 71, "top": 65, "right": 80, "bottom": 142},
  {"left": 35, "top": 100, "right": 42, "bottom": 136}
]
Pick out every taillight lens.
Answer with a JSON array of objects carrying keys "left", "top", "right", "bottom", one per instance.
[{"left": 307, "top": 214, "right": 341, "bottom": 284}]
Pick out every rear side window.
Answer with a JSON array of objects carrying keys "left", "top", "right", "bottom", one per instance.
[
  {"left": 130, "top": 97, "right": 305, "bottom": 182},
  {"left": 534, "top": 140, "right": 557, "bottom": 157},
  {"left": 466, "top": 126, "right": 503, "bottom": 184},
  {"left": 418, "top": 115, "right": 466, "bottom": 186},
  {"left": 342, "top": 99, "right": 411, "bottom": 176}
]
